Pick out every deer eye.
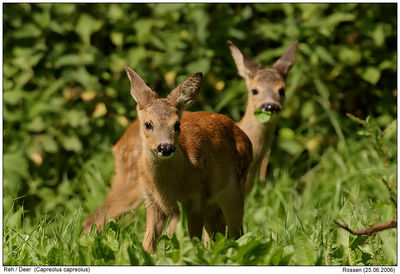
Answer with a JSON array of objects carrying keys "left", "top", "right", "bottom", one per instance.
[
  {"left": 144, "top": 122, "right": 153, "bottom": 131},
  {"left": 174, "top": 121, "right": 181, "bottom": 133},
  {"left": 251, "top": 89, "right": 258, "bottom": 95},
  {"left": 279, "top": 88, "right": 285, "bottom": 97}
]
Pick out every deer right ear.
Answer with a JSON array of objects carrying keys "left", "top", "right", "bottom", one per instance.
[
  {"left": 167, "top": 72, "right": 202, "bottom": 111},
  {"left": 125, "top": 66, "right": 157, "bottom": 109},
  {"left": 227, "top": 40, "right": 261, "bottom": 78},
  {"left": 272, "top": 41, "right": 298, "bottom": 77}
]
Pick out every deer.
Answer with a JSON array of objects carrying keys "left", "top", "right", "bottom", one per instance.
[
  {"left": 227, "top": 40, "right": 297, "bottom": 196},
  {"left": 98, "top": 67, "right": 252, "bottom": 253},
  {"left": 84, "top": 41, "right": 297, "bottom": 234}
]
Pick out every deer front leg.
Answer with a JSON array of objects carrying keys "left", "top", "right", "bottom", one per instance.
[
  {"left": 218, "top": 186, "right": 244, "bottom": 239},
  {"left": 165, "top": 212, "right": 180, "bottom": 237},
  {"left": 143, "top": 203, "right": 167, "bottom": 254},
  {"left": 186, "top": 210, "right": 204, "bottom": 239},
  {"left": 204, "top": 206, "right": 226, "bottom": 241},
  {"left": 258, "top": 147, "right": 271, "bottom": 182},
  {"left": 183, "top": 198, "right": 204, "bottom": 239}
]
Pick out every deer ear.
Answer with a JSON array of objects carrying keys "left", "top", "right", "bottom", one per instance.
[
  {"left": 167, "top": 72, "right": 202, "bottom": 111},
  {"left": 227, "top": 40, "right": 261, "bottom": 78},
  {"left": 272, "top": 41, "right": 298, "bottom": 77},
  {"left": 126, "top": 66, "right": 157, "bottom": 109}
]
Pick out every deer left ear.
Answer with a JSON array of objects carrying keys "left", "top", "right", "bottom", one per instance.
[
  {"left": 126, "top": 66, "right": 157, "bottom": 109},
  {"left": 167, "top": 72, "right": 203, "bottom": 111},
  {"left": 272, "top": 41, "right": 298, "bottom": 77},
  {"left": 227, "top": 40, "right": 261, "bottom": 79}
]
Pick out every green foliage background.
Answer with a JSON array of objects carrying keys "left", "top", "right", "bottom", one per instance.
[{"left": 3, "top": 3, "right": 397, "bottom": 266}]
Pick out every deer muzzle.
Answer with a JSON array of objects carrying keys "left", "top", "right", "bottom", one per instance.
[
  {"left": 155, "top": 143, "right": 176, "bottom": 157},
  {"left": 259, "top": 103, "right": 281, "bottom": 113}
]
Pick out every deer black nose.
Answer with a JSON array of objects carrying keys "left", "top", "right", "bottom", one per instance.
[
  {"left": 260, "top": 103, "right": 281, "bottom": 113},
  {"left": 156, "top": 143, "right": 176, "bottom": 156}
]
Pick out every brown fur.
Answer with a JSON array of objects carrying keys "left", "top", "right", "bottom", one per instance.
[{"left": 140, "top": 111, "right": 252, "bottom": 253}]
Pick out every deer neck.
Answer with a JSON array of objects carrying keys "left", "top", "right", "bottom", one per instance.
[
  {"left": 237, "top": 100, "right": 278, "bottom": 165},
  {"left": 141, "top": 143, "right": 184, "bottom": 211}
]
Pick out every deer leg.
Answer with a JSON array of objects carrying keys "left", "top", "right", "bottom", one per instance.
[
  {"left": 143, "top": 203, "right": 167, "bottom": 254},
  {"left": 165, "top": 212, "right": 180, "bottom": 237},
  {"left": 186, "top": 210, "right": 204, "bottom": 240},
  {"left": 84, "top": 180, "right": 144, "bottom": 234},
  {"left": 258, "top": 148, "right": 271, "bottom": 182},
  {"left": 218, "top": 187, "right": 244, "bottom": 239},
  {"left": 204, "top": 207, "right": 226, "bottom": 242}
]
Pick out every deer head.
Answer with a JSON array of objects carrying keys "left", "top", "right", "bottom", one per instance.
[
  {"left": 126, "top": 66, "right": 202, "bottom": 159},
  {"left": 227, "top": 41, "right": 297, "bottom": 116}
]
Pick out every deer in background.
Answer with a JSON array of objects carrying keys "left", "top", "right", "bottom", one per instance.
[
  {"left": 84, "top": 41, "right": 297, "bottom": 233},
  {"left": 227, "top": 40, "right": 297, "bottom": 195},
  {"left": 102, "top": 67, "right": 252, "bottom": 253}
]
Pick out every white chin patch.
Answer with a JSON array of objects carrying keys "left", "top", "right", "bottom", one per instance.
[{"left": 156, "top": 152, "right": 174, "bottom": 159}]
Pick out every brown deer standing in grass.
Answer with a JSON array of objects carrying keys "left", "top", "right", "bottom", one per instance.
[
  {"left": 84, "top": 41, "right": 297, "bottom": 233},
  {"left": 227, "top": 40, "right": 297, "bottom": 195},
  {"left": 101, "top": 67, "right": 252, "bottom": 253}
]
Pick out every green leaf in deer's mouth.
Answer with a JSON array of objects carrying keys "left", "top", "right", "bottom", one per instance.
[{"left": 254, "top": 109, "right": 272, "bottom": 123}]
